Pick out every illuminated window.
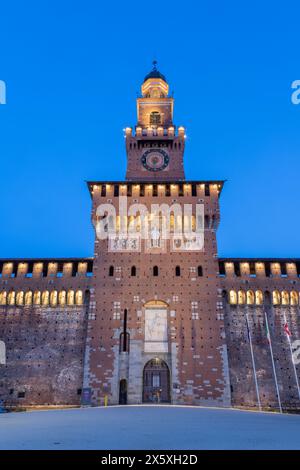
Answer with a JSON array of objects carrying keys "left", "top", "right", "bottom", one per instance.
[
  {"left": 281, "top": 290, "right": 289, "bottom": 305},
  {"left": 75, "top": 290, "right": 83, "bottom": 305},
  {"left": 8, "top": 291, "right": 15, "bottom": 306},
  {"left": 50, "top": 290, "right": 58, "bottom": 307},
  {"left": 246, "top": 290, "right": 255, "bottom": 305},
  {"left": 150, "top": 111, "right": 161, "bottom": 126},
  {"left": 229, "top": 290, "right": 237, "bottom": 305},
  {"left": 59, "top": 290, "right": 66, "bottom": 306},
  {"left": 16, "top": 291, "right": 24, "bottom": 306},
  {"left": 255, "top": 290, "right": 263, "bottom": 305},
  {"left": 42, "top": 290, "right": 49, "bottom": 306},
  {"left": 0, "top": 291, "right": 7, "bottom": 305},
  {"left": 272, "top": 290, "right": 281, "bottom": 305},
  {"left": 25, "top": 291, "right": 33, "bottom": 306},
  {"left": 238, "top": 290, "right": 246, "bottom": 304},
  {"left": 67, "top": 290, "right": 75, "bottom": 306},
  {"left": 290, "top": 291, "right": 299, "bottom": 306},
  {"left": 33, "top": 291, "right": 41, "bottom": 305}
]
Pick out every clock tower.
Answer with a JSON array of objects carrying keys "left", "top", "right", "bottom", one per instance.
[
  {"left": 83, "top": 63, "right": 231, "bottom": 408},
  {"left": 125, "top": 61, "right": 185, "bottom": 181}
]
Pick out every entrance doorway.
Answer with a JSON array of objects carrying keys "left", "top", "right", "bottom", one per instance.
[
  {"left": 119, "top": 379, "right": 127, "bottom": 404},
  {"left": 143, "top": 358, "right": 170, "bottom": 403}
]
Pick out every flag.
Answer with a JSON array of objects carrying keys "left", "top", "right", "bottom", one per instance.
[{"left": 284, "top": 323, "right": 292, "bottom": 337}]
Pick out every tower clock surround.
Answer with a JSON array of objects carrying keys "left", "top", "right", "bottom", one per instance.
[{"left": 141, "top": 148, "right": 170, "bottom": 172}]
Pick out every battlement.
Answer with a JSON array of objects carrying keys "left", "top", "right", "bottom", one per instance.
[
  {"left": 125, "top": 126, "right": 185, "bottom": 139},
  {"left": 87, "top": 180, "right": 224, "bottom": 198},
  {"left": 219, "top": 258, "right": 300, "bottom": 279},
  {"left": 0, "top": 257, "right": 93, "bottom": 279}
]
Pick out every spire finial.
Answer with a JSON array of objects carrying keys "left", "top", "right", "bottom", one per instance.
[{"left": 152, "top": 60, "right": 158, "bottom": 70}]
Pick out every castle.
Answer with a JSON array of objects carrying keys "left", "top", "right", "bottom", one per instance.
[{"left": 1, "top": 64, "right": 300, "bottom": 411}]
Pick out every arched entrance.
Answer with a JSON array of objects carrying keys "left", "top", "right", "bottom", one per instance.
[
  {"left": 143, "top": 358, "right": 170, "bottom": 403},
  {"left": 119, "top": 379, "right": 127, "bottom": 404}
]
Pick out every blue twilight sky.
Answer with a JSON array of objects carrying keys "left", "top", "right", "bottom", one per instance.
[{"left": 0, "top": 1, "right": 299, "bottom": 259}]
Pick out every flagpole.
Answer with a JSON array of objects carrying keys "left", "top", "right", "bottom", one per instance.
[
  {"left": 283, "top": 312, "right": 300, "bottom": 401},
  {"left": 264, "top": 311, "right": 282, "bottom": 413},
  {"left": 245, "top": 312, "right": 262, "bottom": 411}
]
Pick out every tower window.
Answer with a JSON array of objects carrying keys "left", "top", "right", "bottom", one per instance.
[
  {"left": 153, "top": 266, "right": 159, "bottom": 276},
  {"left": 150, "top": 112, "right": 161, "bottom": 126},
  {"left": 205, "top": 184, "right": 210, "bottom": 197},
  {"left": 175, "top": 266, "right": 181, "bottom": 277},
  {"left": 131, "top": 266, "right": 136, "bottom": 276},
  {"left": 109, "top": 266, "right": 114, "bottom": 277},
  {"left": 197, "top": 266, "right": 203, "bottom": 277}
]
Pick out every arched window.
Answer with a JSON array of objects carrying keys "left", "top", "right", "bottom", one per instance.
[
  {"left": 109, "top": 265, "right": 114, "bottom": 277},
  {"left": 0, "top": 291, "right": 7, "bottom": 305},
  {"left": 119, "top": 332, "right": 130, "bottom": 353},
  {"left": 153, "top": 266, "right": 159, "bottom": 276},
  {"left": 238, "top": 290, "right": 246, "bottom": 304},
  {"left": 197, "top": 266, "right": 203, "bottom": 277},
  {"left": 42, "top": 290, "right": 49, "bottom": 306},
  {"left": 131, "top": 266, "right": 136, "bottom": 277},
  {"left": 7, "top": 291, "right": 15, "bottom": 306},
  {"left": 120, "top": 308, "right": 130, "bottom": 352},
  {"left": 25, "top": 291, "right": 33, "bottom": 306},
  {"left": 50, "top": 290, "right": 58, "bottom": 307},
  {"left": 229, "top": 290, "right": 237, "bottom": 305},
  {"left": 75, "top": 290, "right": 83, "bottom": 305},
  {"left": 59, "top": 290, "right": 66, "bottom": 306},
  {"left": 247, "top": 290, "right": 255, "bottom": 305},
  {"left": 67, "top": 290, "right": 75, "bottom": 306},
  {"left": 175, "top": 266, "right": 181, "bottom": 277},
  {"left": 16, "top": 291, "right": 24, "bottom": 306},
  {"left": 33, "top": 291, "right": 41, "bottom": 305},
  {"left": 290, "top": 291, "right": 299, "bottom": 306},
  {"left": 281, "top": 290, "right": 289, "bottom": 305},
  {"left": 272, "top": 290, "right": 281, "bottom": 306},
  {"left": 150, "top": 111, "right": 161, "bottom": 126},
  {"left": 255, "top": 290, "right": 263, "bottom": 305},
  {"left": 264, "top": 290, "right": 271, "bottom": 305}
]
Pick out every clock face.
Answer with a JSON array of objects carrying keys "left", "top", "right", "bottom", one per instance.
[{"left": 141, "top": 148, "right": 169, "bottom": 172}]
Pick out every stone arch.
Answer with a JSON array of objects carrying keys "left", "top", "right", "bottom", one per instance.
[
  {"left": 119, "top": 378, "right": 128, "bottom": 405},
  {"left": 142, "top": 358, "right": 170, "bottom": 403}
]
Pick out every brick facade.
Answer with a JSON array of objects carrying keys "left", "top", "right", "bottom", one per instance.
[{"left": 0, "top": 66, "right": 299, "bottom": 411}]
